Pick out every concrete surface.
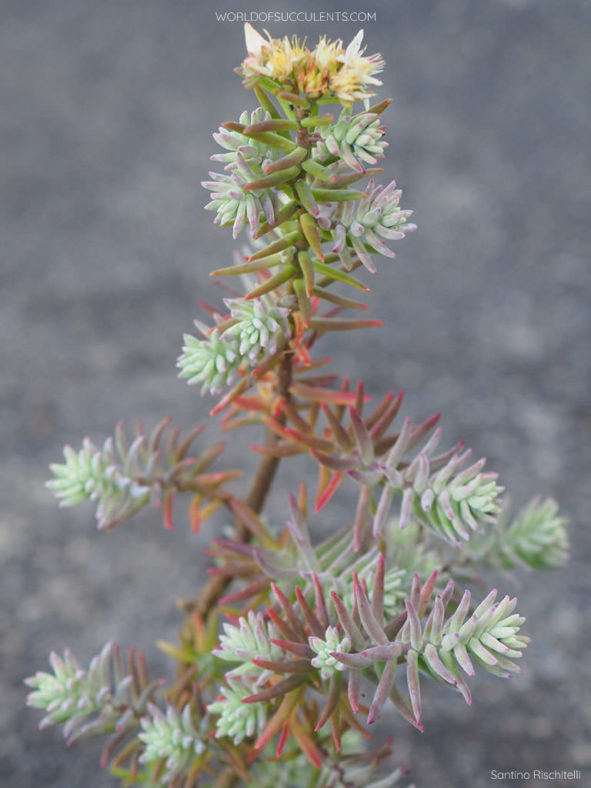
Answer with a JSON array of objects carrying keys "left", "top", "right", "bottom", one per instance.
[{"left": 1, "top": 1, "right": 590, "bottom": 786}]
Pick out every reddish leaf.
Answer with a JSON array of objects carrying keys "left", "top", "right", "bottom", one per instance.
[
  {"left": 309, "top": 318, "right": 383, "bottom": 332},
  {"left": 289, "top": 714, "right": 323, "bottom": 769},
  {"left": 230, "top": 497, "right": 275, "bottom": 548},
  {"left": 315, "top": 673, "right": 341, "bottom": 731},
  {"left": 322, "top": 404, "right": 354, "bottom": 451},
  {"left": 283, "top": 427, "right": 334, "bottom": 453},
  {"left": 219, "top": 578, "right": 270, "bottom": 605},
  {"left": 163, "top": 489, "right": 174, "bottom": 531},
  {"left": 271, "top": 583, "right": 307, "bottom": 641},
  {"left": 250, "top": 443, "right": 302, "bottom": 458},
  {"left": 291, "top": 382, "right": 368, "bottom": 405},
  {"left": 242, "top": 674, "right": 308, "bottom": 704},
  {"left": 276, "top": 723, "right": 290, "bottom": 758},
  {"left": 251, "top": 657, "right": 311, "bottom": 674},
  {"left": 253, "top": 689, "right": 302, "bottom": 752},
  {"left": 189, "top": 495, "right": 202, "bottom": 534},
  {"left": 210, "top": 377, "right": 251, "bottom": 416},
  {"left": 294, "top": 587, "right": 324, "bottom": 637},
  {"left": 315, "top": 471, "right": 344, "bottom": 511},
  {"left": 269, "top": 638, "right": 314, "bottom": 658}
]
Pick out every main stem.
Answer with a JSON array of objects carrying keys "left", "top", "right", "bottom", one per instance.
[
  {"left": 191, "top": 348, "right": 294, "bottom": 620},
  {"left": 187, "top": 98, "right": 313, "bottom": 788},
  {"left": 191, "top": 102, "right": 313, "bottom": 622}
]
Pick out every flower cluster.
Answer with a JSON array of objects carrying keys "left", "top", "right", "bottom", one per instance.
[{"left": 242, "top": 25, "right": 384, "bottom": 104}]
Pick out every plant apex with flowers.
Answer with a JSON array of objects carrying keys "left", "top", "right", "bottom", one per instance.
[
  {"left": 241, "top": 24, "right": 384, "bottom": 105},
  {"left": 26, "top": 24, "right": 568, "bottom": 788}
]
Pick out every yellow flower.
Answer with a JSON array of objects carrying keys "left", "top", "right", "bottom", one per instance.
[
  {"left": 265, "top": 35, "right": 308, "bottom": 82},
  {"left": 242, "top": 23, "right": 306, "bottom": 83},
  {"left": 312, "top": 35, "right": 343, "bottom": 74}
]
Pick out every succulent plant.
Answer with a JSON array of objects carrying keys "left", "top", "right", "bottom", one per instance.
[{"left": 26, "top": 23, "right": 568, "bottom": 788}]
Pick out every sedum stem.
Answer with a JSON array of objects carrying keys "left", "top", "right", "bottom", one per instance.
[
  {"left": 189, "top": 348, "right": 294, "bottom": 620},
  {"left": 187, "top": 104, "right": 314, "bottom": 623}
]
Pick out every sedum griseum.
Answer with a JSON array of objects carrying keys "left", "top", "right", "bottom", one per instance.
[{"left": 26, "top": 24, "right": 569, "bottom": 788}]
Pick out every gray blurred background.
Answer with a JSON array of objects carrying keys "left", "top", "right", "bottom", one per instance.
[{"left": 2, "top": 1, "right": 590, "bottom": 786}]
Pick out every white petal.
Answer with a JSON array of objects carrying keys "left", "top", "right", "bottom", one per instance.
[
  {"left": 344, "top": 29, "right": 364, "bottom": 62},
  {"left": 244, "top": 23, "right": 267, "bottom": 57}
]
